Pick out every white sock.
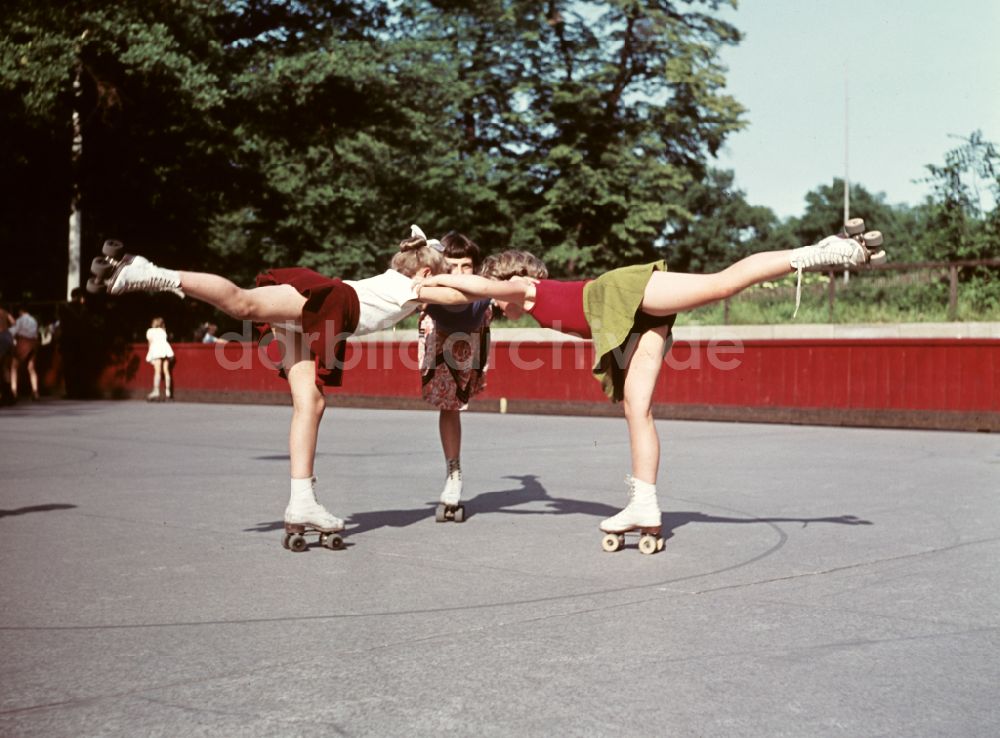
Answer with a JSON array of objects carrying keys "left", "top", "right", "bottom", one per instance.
[
  {"left": 289, "top": 476, "right": 315, "bottom": 505},
  {"left": 631, "top": 476, "right": 657, "bottom": 502}
]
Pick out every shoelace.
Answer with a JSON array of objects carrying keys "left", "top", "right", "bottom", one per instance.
[{"left": 793, "top": 267, "right": 804, "bottom": 318}]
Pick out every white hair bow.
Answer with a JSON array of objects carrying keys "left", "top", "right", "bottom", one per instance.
[{"left": 410, "top": 224, "right": 444, "bottom": 252}]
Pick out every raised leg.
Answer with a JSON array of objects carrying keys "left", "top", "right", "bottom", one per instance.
[
  {"left": 178, "top": 272, "right": 307, "bottom": 324},
  {"left": 640, "top": 251, "right": 795, "bottom": 316},
  {"left": 92, "top": 245, "right": 307, "bottom": 324}
]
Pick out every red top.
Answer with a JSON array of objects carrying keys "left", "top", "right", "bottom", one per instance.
[{"left": 527, "top": 279, "right": 592, "bottom": 338}]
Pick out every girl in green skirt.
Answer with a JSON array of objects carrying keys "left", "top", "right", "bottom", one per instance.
[{"left": 415, "top": 228, "right": 886, "bottom": 552}]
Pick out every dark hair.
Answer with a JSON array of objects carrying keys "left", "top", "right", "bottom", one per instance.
[{"left": 439, "top": 231, "right": 482, "bottom": 269}]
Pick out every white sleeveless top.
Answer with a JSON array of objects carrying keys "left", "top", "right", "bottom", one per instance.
[{"left": 343, "top": 269, "right": 421, "bottom": 336}]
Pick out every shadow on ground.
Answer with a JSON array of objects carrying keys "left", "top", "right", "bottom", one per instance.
[
  {"left": 0, "top": 504, "right": 78, "bottom": 518},
  {"left": 243, "top": 474, "right": 872, "bottom": 541}
]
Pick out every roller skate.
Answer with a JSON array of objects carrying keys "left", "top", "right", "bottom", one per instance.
[
  {"left": 282, "top": 477, "right": 345, "bottom": 552},
  {"left": 435, "top": 459, "right": 466, "bottom": 523},
  {"left": 87, "top": 240, "right": 185, "bottom": 298},
  {"left": 789, "top": 218, "right": 885, "bottom": 316},
  {"left": 599, "top": 476, "right": 664, "bottom": 555}
]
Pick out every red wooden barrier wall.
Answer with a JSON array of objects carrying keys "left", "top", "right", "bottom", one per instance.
[{"left": 97, "top": 338, "right": 1000, "bottom": 431}]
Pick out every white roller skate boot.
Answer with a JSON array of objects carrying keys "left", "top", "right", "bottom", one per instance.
[
  {"left": 88, "top": 240, "right": 185, "bottom": 298},
  {"left": 789, "top": 219, "right": 886, "bottom": 316},
  {"left": 107, "top": 255, "right": 185, "bottom": 298},
  {"left": 600, "top": 475, "right": 664, "bottom": 554},
  {"left": 435, "top": 459, "right": 466, "bottom": 523},
  {"left": 282, "top": 477, "right": 345, "bottom": 552}
]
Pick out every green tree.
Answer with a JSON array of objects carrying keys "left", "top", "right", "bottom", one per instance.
[
  {"left": 666, "top": 168, "right": 781, "bottom": 273},
  {"left": 918, "top": 131, "right": 1000, "bottom": 262},
  {"left": 787, "top": 179, "right": 923, "bottom": 262},
  {"left": 0, "top": 0, "right": 233, "bottom": 300}
]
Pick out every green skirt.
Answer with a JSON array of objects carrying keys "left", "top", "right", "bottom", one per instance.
[{"left": 582, "top": 260, "right": 676, "bottom": 402}]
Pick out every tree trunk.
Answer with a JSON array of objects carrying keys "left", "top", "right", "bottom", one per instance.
[{"left": 67, "top": 56, "right": 83, "bottom": 299}]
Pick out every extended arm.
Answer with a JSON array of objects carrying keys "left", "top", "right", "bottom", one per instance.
[
  {"left": 418, "top": 274, "right": 533, "bottom": 305},
  {"left": 414, "top": 284, "right": 476, "bottom": 306}
]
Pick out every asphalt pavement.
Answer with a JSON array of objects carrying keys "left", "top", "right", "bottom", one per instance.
[{"left": 1, "top": 400, "right": 998, "bottom": 737}]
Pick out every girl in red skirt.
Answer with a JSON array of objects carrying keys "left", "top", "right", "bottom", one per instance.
[{"left": 90, "top": 229, "right": 472, "bottom": 544}]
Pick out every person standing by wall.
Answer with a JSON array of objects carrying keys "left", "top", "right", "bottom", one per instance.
[
  {"left": 0, "top": 304, "right": 14, "bottom": 404},
  {"left": 145, "top": 317, "right": 175, "bottom": 401},
  {"left": 9, "top": 306, "right": 41, "bottom": 401}
]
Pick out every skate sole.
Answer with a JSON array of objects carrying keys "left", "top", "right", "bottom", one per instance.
[
  {"left": 600, "top": 526, "right": 664, "bottom": 555},
  {"left": 282, "top": 523, "right": 345, "bottom": 552},
  {"left": 435, "top": 503, "right": 466, "bottom": 523}
]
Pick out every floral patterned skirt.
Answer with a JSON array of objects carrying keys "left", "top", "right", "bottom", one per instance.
[{"left": 418, "top": 310, "right": 491, "bottom": 411}]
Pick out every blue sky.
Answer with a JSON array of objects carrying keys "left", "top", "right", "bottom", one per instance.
[{"left": 714, "top": 0, "right": 1000, "bottom": 219}]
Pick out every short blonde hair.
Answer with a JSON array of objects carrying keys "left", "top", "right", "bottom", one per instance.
[
  {"left": 390, "top": 235, "right": 451, "bottom": 277},
  {"left": 150, "top": 317, "right": 165, "bottom": 329},
  {"left": 480, "top": 250, "right": 548, "bottom": 280}
]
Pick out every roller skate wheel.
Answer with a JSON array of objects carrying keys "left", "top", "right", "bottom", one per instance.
[
  {"left": 863, "top": 230, "right": 883, "bottom": 248},
  {"left": 102, "top": 239, "right": 125, "bottom": 258},
  {"left": 321, "top": 532, "right": 343, "bottom": 550},
  {"left": 282, "top": 533, "right": 292, "bottom": 550},
  {"left": 453, "top": 505, "right": 466, "bottom": 523},
  {"left": 288, "top": 534, "right": 307, "bottom": 552},
  {"left": 86, "top": 277, "right": 104, "bottom": 294},
  {"left": 657, "top": 538, "right": 665, "bottom": 552},
  {"left": 601, "top": 533, "right": 624, "bottom": 552},
  {"left": 90, "top": 257, "right": 113, "bottom": 280},
  {"left": 435, "top": 503, "right": 447, "bottom": 523},
  {"left": 844, "top": 218, "right": 865, "bottom": 235},
  {"left": 638, "top": 535, "right": 658, "bottom": 555}
]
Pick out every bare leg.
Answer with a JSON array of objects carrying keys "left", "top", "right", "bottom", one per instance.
[
  {"left": 622, "top": 326, "right": 671, "bottom": 483},
  {"left": 162, "top": 359, "right": 172, "bottom": 398},
  {"left": 150, "top": 359, "right": 162, "bottom": 397},
  {"left": 279, "top": 328, "right": 343, "bottom": 531},
  {"left": 640, "top": 251, "right": 795, "bottom": 316},
  {"left": 27, "top": 355, "right": 39, "bottom": 398},
  {"left": 599, "top": 326, "right": 670, "bottom": 536},
  {"left": 439, "top": 409, "right": 462, "bottom": 461},
  {"left": 438, "top": 408, "right": 464, "bottom": 506},
  {"left": 282, "top": 330, "right": 325, "bottom": 479},
  {"left": 177, "top": 272, "right": 307, "bottom": 324},
  {"left": 9, "top": 356, "right": 18, "bottom": 398}
]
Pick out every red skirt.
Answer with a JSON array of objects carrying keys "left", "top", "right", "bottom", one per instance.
[
  {"left": 14, "top": 336, "right": 38, "bottom": 363},
  {"left": 255, "top": 268, "right": 360, "bottom": 389}
]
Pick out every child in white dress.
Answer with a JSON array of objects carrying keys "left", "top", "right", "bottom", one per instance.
[{"left": 145, "top": 317, "right": 174, "bottom": 401}]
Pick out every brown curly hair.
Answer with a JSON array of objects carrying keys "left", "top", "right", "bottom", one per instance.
[{"left": 480, "top": 250, "right": 548, "bottom": 281}]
